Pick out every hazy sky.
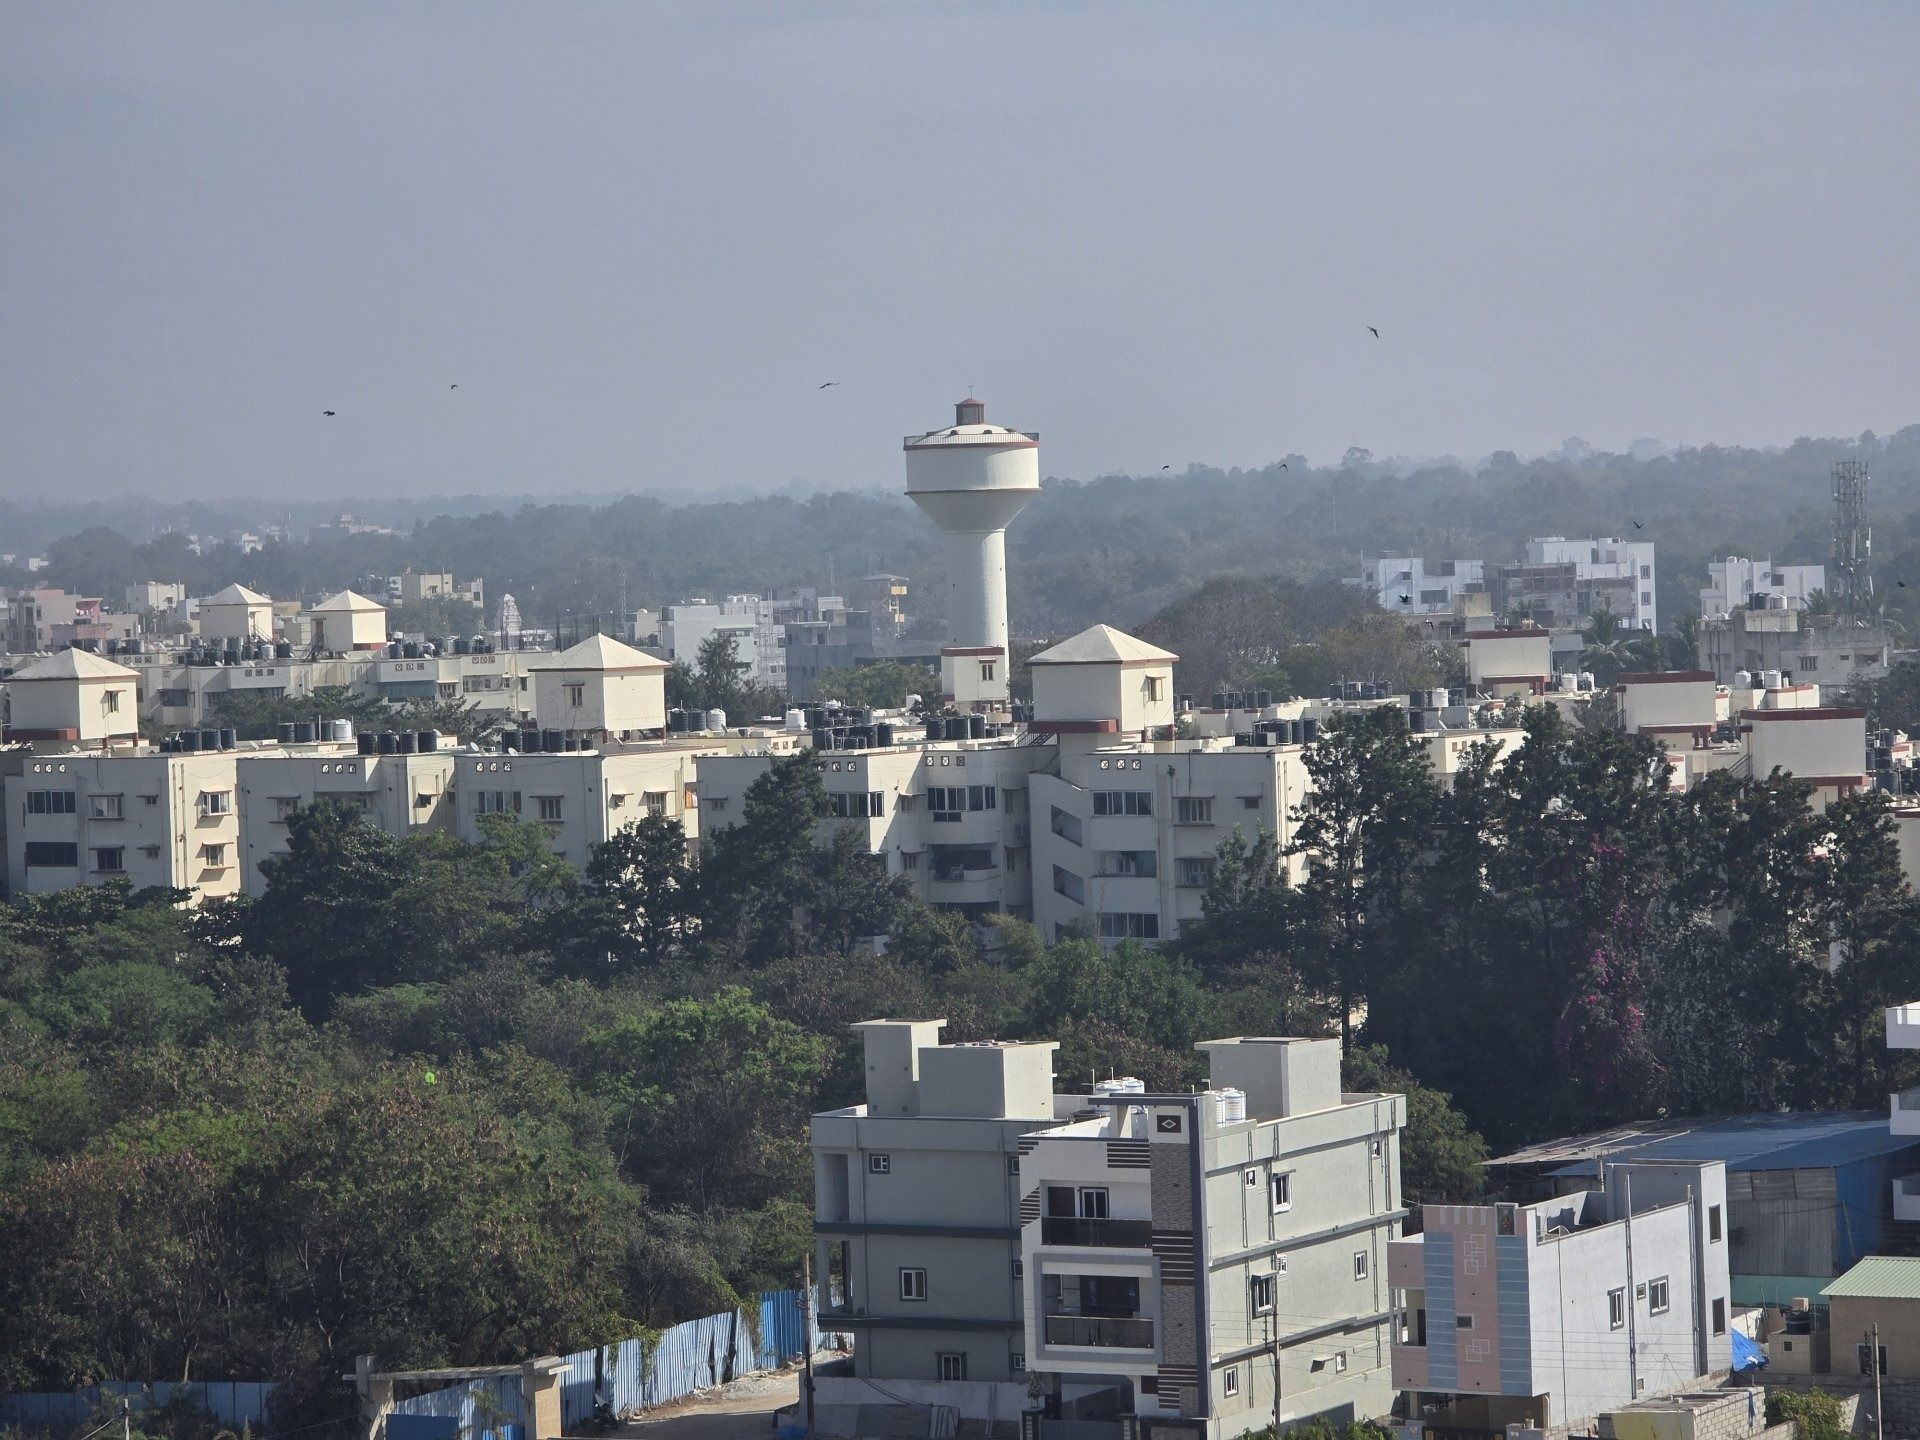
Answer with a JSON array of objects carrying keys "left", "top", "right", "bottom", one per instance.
[{"left": 4, "top": 2, "right": 1918, "bottom": 503}]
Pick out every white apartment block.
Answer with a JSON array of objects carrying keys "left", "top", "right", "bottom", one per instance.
[
  {"left": 1700, "top": 558, "right": 1825, "bottom": 619},
  {"left": 813, "top": 1023, "right": 1405, "bottom": 1437},
  {"left": 1390, "top": 1159, "right": 1732, "bottom": 1433},
  {"left": 1527, "top": 537, "right": 1658, "bottom": 633},
  {"left": 1354, "top": 558, "right": 1486, "bottom": 616},
  {"left": 660, "top": 595, "right": 785, "bottom": 690}
]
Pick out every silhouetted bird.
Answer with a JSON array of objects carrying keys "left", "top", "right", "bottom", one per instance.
[
  {"left": 323, "top": 410, "right": 336, "bottom": 417},
  {"left": 1367, "top": 326, "right": 1380, "bottom": 339},
  {"left": 818, "top": 381, "right": 839, "bottom": 389},
  {"left": 1162, "top": 465, "right": 1172, "bottom": 470},
  {"left": 1901, "top": 580, "right": 1910, "bottom": 589},
  {"left": 1279, "top": 462, "right": 1288, "bottom": 470},
  {"left": 1399, "top": 594, "right": 1412, "bottom": 605},
  {"left": 1632, "top": 519, "right": 1645, "bottom": 530},
  {"left": 450, "top": 384, "right": 458, "bottom": 389}
]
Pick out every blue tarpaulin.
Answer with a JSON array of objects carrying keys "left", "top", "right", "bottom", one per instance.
[{"left": 1732, "top": 1329, "right": 1768, "bottom": 1370}]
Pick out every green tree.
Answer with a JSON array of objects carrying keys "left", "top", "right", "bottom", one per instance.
[
  {"left": 558, "top": 813, "right": 699, "bottom": 975},
  {"left": 700, "top": 753, "right": 829, "bottom": 964},
  {"left": 1343, "top": 1045, "right": 1488, "bottom": 1205},
  {"left": 813, "top": 660, "right": 937, "bottom": 709}
]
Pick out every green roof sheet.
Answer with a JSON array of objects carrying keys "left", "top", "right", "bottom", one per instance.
[{"left": 1822, "top": 1257, "right": 1920, "bottom": 1300}]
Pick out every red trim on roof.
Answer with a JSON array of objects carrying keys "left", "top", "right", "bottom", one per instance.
[
  {"left": 2, "top": 727, "right": 81, "bottom": 741},
  {"left": 1026, "top": 719, "right": 1120, "bottom": 735},
  {"left": 1616, "top": 671, "right": 1714, "bottom": 685},
  {"left": 1744, "top": 708, "right": 1867, "bottom": 721}
]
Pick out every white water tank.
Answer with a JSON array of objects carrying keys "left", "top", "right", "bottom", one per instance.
[
  {"left": 784, "top": 708, "right": 806, "bottom": 733},
  {"left": 1578, "top": 671, "right": 1595, "bottom": 691},
  {"left": 1734, "top": 670, "right": 1753, "bottom": 690},
  {"left": 1429, "top": 687, "right": 1448, "bottom": 709},
  {"left": 1762, "top": 669, "right": 1783, "bottom": 690},
  {"left": 705, "top": 707, "right": 727, "bottom": 732},
  {"left": 1216, "top": 1087, "right": 1248, "bottom": 1125},
  {"left": 1557, "top": 672, "right": 1578, "bottom": 693},
  {"left": 1094, "top": 1076, "right": 1146, "bottom": 1097},
  {"left": 332, "top": 718, "right": 354, "bottom": 742}
]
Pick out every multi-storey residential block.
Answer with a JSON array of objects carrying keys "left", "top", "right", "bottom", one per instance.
[
  {"left": 661, "top": 595, "right": 785, "bottom": 690},
  {"left": 1524, "top": 537, "right": 1657, "bottom": 633},
  {"left": 1700, "top": 559, "right": 1826, "bottom": 619},
  {"left": 1390, "top": 1160, "right": 1731, "bottom": 1433},
  {"left": 1354, "top": 558, "right": 1487, "bottom": 616},
  {"left": 1697, "top": 606, "right": 1892, "bottom": 689},
  {"left": 813, "top": 1023, "right": 1405, "bottom": 1437}
]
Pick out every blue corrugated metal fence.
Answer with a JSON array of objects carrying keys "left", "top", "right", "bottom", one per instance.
[{"left": 1, "top": 1289, "right": 839, "bottom": 1437}]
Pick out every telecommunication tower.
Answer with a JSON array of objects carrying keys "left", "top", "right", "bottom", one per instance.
[{"left": 1830, "top": 460, "right": 1873, "bottom": 618}]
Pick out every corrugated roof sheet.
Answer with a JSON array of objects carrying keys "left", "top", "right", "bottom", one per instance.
[
  {"left": 1488, "top": 1111, "right": 1919, "bottom": 1178},
  {"left": 1823, "top": 1256, "right": 1920, "bottom": 1300}
]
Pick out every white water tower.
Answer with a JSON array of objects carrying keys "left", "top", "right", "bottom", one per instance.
[{"left": 903, "top": 397, "right": 1040, "bottom": 711}]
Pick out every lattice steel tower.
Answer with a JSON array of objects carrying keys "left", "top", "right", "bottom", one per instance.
[{"left": 1831, "top": 459, "right": 1873, "bottom": 618}]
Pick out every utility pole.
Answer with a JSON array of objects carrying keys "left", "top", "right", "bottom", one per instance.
[
  {"left": 1268, "top": 1309, "right": 1282, "bottom": 1439},
  {"left": 122, "top": 1399, "right": 131, "bottom": 1440},
  {"left": 1871, "top": 1323, "right": 1884, "bottom": 1440},
  {"left": 802, "top": 1250, "right": 817, "bottom": 1440}
]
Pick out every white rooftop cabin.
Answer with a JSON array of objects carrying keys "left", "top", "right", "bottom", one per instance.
[
  {"left": 198, "top": 584, "right": 274, "bottom": 642},
  {"left": 3, "top": 648, "right": 141, "bottom": 746},
  {"left": 530, "top": 633, "right": 670, "bottom": 738},
  {"left": 1027, "top": 624, "right": 1177, "bottom": 751},
  {"left": 310, "top": 589, "right": 388, "bottom": 650}
]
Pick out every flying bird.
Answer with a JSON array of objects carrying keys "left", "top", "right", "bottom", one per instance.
[
  {"left": 1367, "top": 326, "right": 1380, "bottom": 339},
  {"left": 1631, "top": 519, "right": 1644, "bottom": 530},
  {"left": 818, "top": 381, "right": 840, "bottom": 389},
  {"left": 1161, "top": 464, "right": 1172, "bottom": 471},
  {"left": 322, "top": 410, "right": 336, "bottom": 417},
  {"left": 450, "top": 384, "right": 459, "bottom": 389},
  {"left": 1279, "top": 462, "right": 1288, "bottom": 470},
  {"left": 1900, "top": 580, "right": 1910, "bottom": 589},
  {"left": 1399, "top": 594, "right": 1412, "bottom": 605}
]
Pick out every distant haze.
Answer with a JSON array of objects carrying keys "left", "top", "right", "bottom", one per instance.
[{"left": 3, "top": 1, "right": 1917, "bottom": 502}]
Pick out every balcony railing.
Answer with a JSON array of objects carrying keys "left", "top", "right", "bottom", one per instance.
[
  {"left": 1039, "top": 1217, "right": 1154, "bottom": 1248},
  {"left": 1043, "top": 1315, "right": 1154, "bottom": 1350}
]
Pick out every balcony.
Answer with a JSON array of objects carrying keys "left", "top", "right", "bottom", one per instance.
[
  {"left": 1043, "top": 1315, "right": 1153, "bottom": 1350},
  {"left": 1040, "top": 1217, "right": 1154, "bottom": 1248},
  {"left": 1889, "top": 1004, "right": 1920, "bottom": 1051},
  {"left": 1895, "top": 1175, "right": 1920, "bottom": 1224},
  {"left": 1892, "top": 1088, "right": 1920, "bottom": 1138}
]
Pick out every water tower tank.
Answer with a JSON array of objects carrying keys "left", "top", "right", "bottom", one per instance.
[
  {"left": 705, "top": 708, "right": 727, "bottom": 733},
  {"left": 1217, "top": 1087, "right": 1248, "bottom": 1124}
]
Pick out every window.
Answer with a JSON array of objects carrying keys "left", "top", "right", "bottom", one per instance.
[
  {"left": 197, "top": 790, "right": 232, "bottom": 817},
  {"left": 1144, "top": 675, "right": 1163, "bottom": 702},
  {"left": 642, "top": 790, "right": 670, "bottom": 816},
  {"left": 88, "top": 793, "right": 123, "bottom": 820},
  {"left": 1222, "top": 1368, "right": 1239, "bottom": 1398},
  {"left": 1861, "top": 1344, "right": 1889, "bottom": 1378},
  {"left": 927, "top": 785, "right": 995, "bottom": 821},
  {"left": 103, "top": 689, "right": 121, "bottom": 713},
  {"left": 1456, "top": 1314, "right": 1474, "bottom": 1330},
  {"left": 1648, "top": 1276, "right": 1670, "bottom": 1315},
  {"left": 1098, "top": 912, "right": 1159, "bottom": 941},
  {"left": 1008, "top": 1155, "right": 1022, "bottom": 1176},
  {"left": 565, "top": 683, "right": 585, "bottom": 707},
  {"left": 1010, "top": 1351, "right": 1025, "bottom": 1374},
  {"left": 1709, "top": 1204, "right": 1722, "bottom": 1243},
  {"left": 1250, "top": 1274, "right": 1275, "bottom": 1314},
  {"left": 1333, "top": 1351, "right": 1349, "bottom": 1373},
  {"left": 27, "top": 790, "right": 76, "bottom": 815},
  {"left": 141, "top": 794, "right": 159, "bottom": 807},
  {"left": 23, "top": 841, "right": 78, "bottom": 867},
  {"left": 92, "top": 847, "right": 125, "bottom": 874},
  {"left": 1609, "top": 1288, "right": 1626, "bottom": 1330},
  {"left": 1012, "top": 1258, "right": 1024, "bottom": 1278},
  {"left": 139, "top": 844, "right": 161, "bottom": 859},
  {"left": 937, "top": 1352, "right": 967, "bottom": 1382},
  {"left": 272, "top": 796, "right": 301, "bottom": 822},
  {"left": 1178, "top": 856, "right": 1216, "bottom": 888},
  {"left": 1052, "top": 866, "right": 1085, "bottom": 903},
  {"left": 829, "top": 791, "right": 886, "bottom": 819},
  {"left": 200, "top": 843, "right": 229, "bottom": 867},
  {"left": 1270, "top": 1172, "right": 1291, "bottom": 1212},
  {"left": 869, "top": 1153, "right": 891, "bottom": 1175},
  {"left": 704, "top": 796, "right": 727, "bottom": 812},
  {"left": 1091, "top": 790, "right": 1152, "bottom": 817},
  {"left": 1354, "top": 1250, "right": 1369, "bottom": 1281},
  {"left": 901, "top": 850, "right": 920, "bottom": 871},
  {"left": 1244, "top": 1167, "right": 1260, "bottom": 1188},
  {"left": 900, "top": 1268, "right": 927, "bottom": 1301},
  {"left": 1712, "top": 1298, "right": 1726, "bottom": 1336},
  {"left": 1241, "top": 794, "right": 1261, "bottom": 809},
  {"left": 1175, "top": 797, "right": 1214, "bottom": 825},
  {"left": 979, "top": 661, "right": 996, "bottom": 682},
  {"left": 1078, "top": 1187, "right": 1110, "bottom": 1219},
  {"left": 477, "top": 790, "right": 521, "bottom": 815},
  {"left": 536, "top": 795, "right": 564, "bottom": 822},
  {"left": 1100, "top": 849, "right": 1156, "bottom": 878}
]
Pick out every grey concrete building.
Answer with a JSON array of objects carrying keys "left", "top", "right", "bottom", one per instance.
[
  {"left": 812, "top": 1024, "right": 1407, "bottom": 1439},
  {"left": 1697, "top": 606, "right": 1891, "bottom": 688},
  {"left": 1390, "top": 1160, "right": 1733, "bottom": 1435}
]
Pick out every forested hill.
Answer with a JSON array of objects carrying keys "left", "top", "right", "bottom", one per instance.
[{"left": 11, "top": 424, "right": 1919, "bottom": 641}]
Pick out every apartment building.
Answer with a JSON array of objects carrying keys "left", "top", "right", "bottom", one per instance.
[
  {"left": 1525, "top": 537, "right": 1658, "bottom": 633},
  {"left": 450, "top": 743, "right": 716, "bottom": 866},
  {"left": 661, "top": 595, "right": 785, "bottom": 689},
  {"left": 1390, "top": 1160, "right": 1732, "bottom": 1434},
  {"left": 813, "top": 1023, "right": 1405, "bottom": 1438},
  {"left": 1698, "top": 607, "right": 1891, "bottom": 689},
  {"left": 125, "top": 582, "right": 188, "bottom": 614},
  {"left": 1354, "top": 558, "right": 1487, "bottom": 616},
  {"left": 1700, "top": 559, "right": 1825, "bottom": 619}
]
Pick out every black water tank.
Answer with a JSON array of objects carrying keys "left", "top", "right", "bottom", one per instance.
[
  {"left": 401, "top": 641, "right": 421, "bottom": 659},
  {"left": 386, "top": 641, "right": 402, "bottom": 659},
  {"left": 376, "top": 731, "right": 397, "bottom": 754},
  {"left": 543, "top": 729, "right": 564, "bottom": 753},
  {"left": 967, "top": 713, "right": 986, "bottom": 739},
  {"left": 417, "top": 730, "right": 439, "bottom": 753},
  {"left": 1302, "top": 717, "right": 1319, "bottom": 741},
  {"left": 358, "top": 732, "right": 377, "bottom": 755},
  {"left": 925, "top": 718, "right": 943, "bottom": 741},
  {"left": 1211, "top": 692, "right": 1228, "bottom": 710},
  {"left": 812, "top": 727, "right": 832, "bottom": 750},
  {"left": 179, "top": 731, "right": 200, "bottom": 753},
  {"left": 1408, "top": 710, "right": 1427, "bottom": 733},
  {"left": 875, "top": 721, "right": 895, "bottom": 747},
  {"left": 276, "top": 641, "right": 293, "bottom": 659},
  {"left": 219, "top": 727, "right": 237, "bottom": 751},
  {"left": 277, "top": 722, "right": 297, "bottom": 744},
  {"left": 396, "top": 730, "right": 417, "bottom": 754}
]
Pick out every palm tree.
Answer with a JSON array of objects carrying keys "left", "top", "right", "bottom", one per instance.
[{"left": 1578, "top": 606, "right": 1662, "bottom": 685}]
